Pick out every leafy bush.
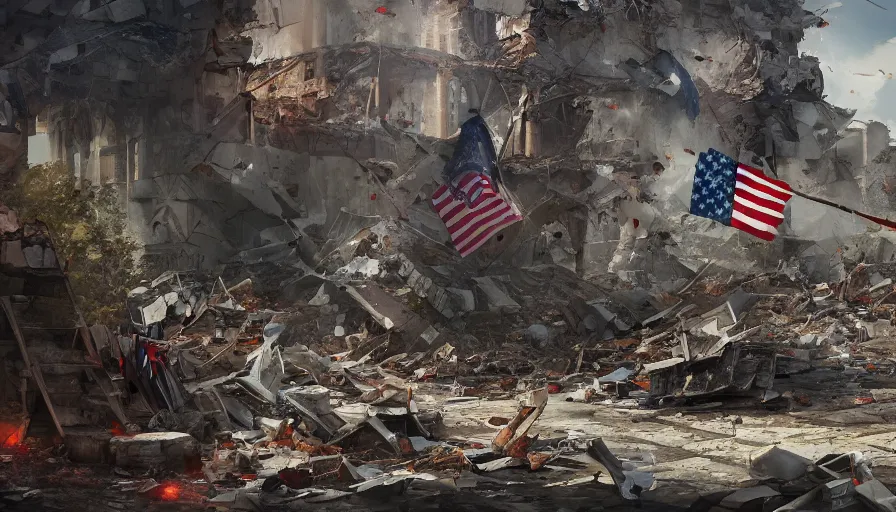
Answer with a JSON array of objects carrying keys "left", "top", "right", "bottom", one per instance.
[{"left": 1, "top": 161, "right": 140, "bottom": 324}]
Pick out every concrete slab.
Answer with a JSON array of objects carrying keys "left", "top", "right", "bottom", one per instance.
[{"left": 109, "top": 432, "right": 200, "bottom": 472}]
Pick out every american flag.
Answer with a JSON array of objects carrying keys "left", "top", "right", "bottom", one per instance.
[
  {"left": 432, "top": 172, "right": 522, "bottom": 257},
  {"left": 690, "top": 149, "right": 793, "bottom": 241}
]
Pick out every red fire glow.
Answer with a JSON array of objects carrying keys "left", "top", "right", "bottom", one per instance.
[
  {"left": 110, "top": 421, "right": 127, "bottom": 437},
  {"left": 2, "top": 431, "right": 20, "bottom": 448},
  {"left": 159, "top": 483, "right": 181, "bottom": 501}
]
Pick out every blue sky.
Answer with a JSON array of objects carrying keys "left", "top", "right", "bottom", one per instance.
[{"left": 801, "top": 0, "right": 896, "bottom": 132}]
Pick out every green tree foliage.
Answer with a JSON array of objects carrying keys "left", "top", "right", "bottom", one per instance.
[{"left": 1, "top": 161, "right": 140, "bottom": 325}]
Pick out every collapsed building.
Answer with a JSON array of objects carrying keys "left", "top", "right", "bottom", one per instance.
[
  {"left": 2, "top": 0, "right": 891, "bottom": 281},
  {"left": 3, "top": 0, "right": 896, "bottom": 511}
]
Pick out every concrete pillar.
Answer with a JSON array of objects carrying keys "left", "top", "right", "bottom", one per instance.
[
  {"left": 524, "top": 114, "right": 538, "bottom": 158},
  {"left": 312, "top": 0, "right": 327, "bottom": 48},
  {"left": 525, "top": 89, "right": 539, "bottom": 158},
  {"left": 512, "top": 118, "right": 523, "bottom": 156},
  {"left": 435, "top": 69, "right": 451, "bottom": 139}
]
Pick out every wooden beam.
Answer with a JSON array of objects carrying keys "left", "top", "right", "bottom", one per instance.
[
  {"left": 86, "top": 368, "right": 129, "bottom": 427},
  {"left": 1, "top": 297, "right": 66, "bottom": 439}
]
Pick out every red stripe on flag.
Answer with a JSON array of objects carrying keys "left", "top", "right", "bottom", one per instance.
[
  {"left": 738, "top": 164, "right": 792, "bottom": 192},
  {"left": 734, "top": 188, "right": 788, "bottom": 215},
  {"left": 449, "top": 200, "right": 510, "bottom": 235},
  {"left": 432, "top": 174, "right": 522, "bottom": 257},
  {"left": 732, "top": 201, "right": 783, "bottom": 228},
  {"left": 736, "top": 174, "right": 793, "bottom": 203},
  {"left": 454, "top": 207, "right": 515, "bottom": 248},
  {"left": 730, "top": 217, "right": 776, "bottom": 241},
  {"left": 456, "top": 214, "right": 522, "bottom": 256}
]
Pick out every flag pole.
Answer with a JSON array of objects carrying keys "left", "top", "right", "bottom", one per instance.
[{"left": 789, "top": 189, "right": 896, "bottom": 230}]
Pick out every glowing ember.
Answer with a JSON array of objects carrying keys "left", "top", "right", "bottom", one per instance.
[
  {"left": 159, "top": 483, "right": 181, "bottom": 501},
  {"left": 2, "top": 433, "right": 19, "bottom": 447},
  {"left": 110, "top": 421, "right": 127, "bottom": 437}
]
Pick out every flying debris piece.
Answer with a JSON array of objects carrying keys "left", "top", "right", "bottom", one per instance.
[
  {"left": 817, "top": 19, "right": 830, "bottom": 28},
  {"left": 695, "top": 55, "right": 714, "bottom": 62},
  {"left": 684, "top": 148, "right": 696, "bottom": 156},
  {"left": 607, "top": 104, "right": 620, "bottom": 110},
  {"left": 375, "top": 6, "right": 396, "bottom": 16}
]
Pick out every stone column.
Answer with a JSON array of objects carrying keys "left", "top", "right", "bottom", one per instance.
[
  {"left": 435, "top": 69, "right": 451, "bottom": 139},
  {"left": 524, "top": 89, "right": 539, "bottom": 158}
]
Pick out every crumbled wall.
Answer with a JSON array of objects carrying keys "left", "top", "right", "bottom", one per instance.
[{"left": 2, "top": 0, "right": 893, "bottom": 281}]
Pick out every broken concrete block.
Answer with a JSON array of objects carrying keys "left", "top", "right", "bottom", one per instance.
[
  {"left": 109, "top": 432, "right": 200, "bottom": 472},
  {"left": 473, "top": 277, "right": 520, "bottom": 313},
  {"left": 1, "top": 240, "right": 26, "bottom": 267},
  {"left": 446, "top": 288, "right": 475, "bottom": 312},
  {"left": 407, "top": 269, "right": 433, "bottom": 298},
  {"left": 870, "top": 389, "right": 896, "bottom": 403},
  {"left": 750, "top": 446, "right": 811, "bottom": 481},
  {"left": 397, "top": 255, "right": 414, "bottom": 278},
  {"left": 426, "top": 286, "right": 454, "bottom": 319},
  {"left": 308, "top": 284, "right": 330, "bottom": 306},
  {"left": 856, "top": 479, "right": 896, "bottom": 512},
  {"left": 65, "top": 428, "right": 113, "bottom": 464},
  {"left": 281, "top": 385, "right": 345, "bottom": 439}
]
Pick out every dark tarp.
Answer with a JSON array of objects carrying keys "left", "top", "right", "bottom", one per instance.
[
  {"left": 442, "top": 114, "right": 500, "bottom": 189},
  {"left": 621, "top": 50, "right": 700, "bottom": 121}
]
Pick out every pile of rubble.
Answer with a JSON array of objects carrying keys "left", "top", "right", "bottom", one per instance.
[{"left": 6, "top": 209, "right": 896, "bottom": 510}]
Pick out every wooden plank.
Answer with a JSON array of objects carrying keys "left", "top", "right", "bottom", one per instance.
[
  {"left": 86, "top": 369, "right": 129, "bottom": 427},
  {"left": 1, "top": 297, "right": 66, "bottom": 439}
]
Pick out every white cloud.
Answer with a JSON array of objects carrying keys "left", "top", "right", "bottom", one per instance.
[{"left": 802, "top": 27, "right": 896, "bottom": 132}]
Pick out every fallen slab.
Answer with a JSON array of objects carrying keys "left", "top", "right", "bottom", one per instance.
[{"left": 109, "top": 432, "right": 201, "bottom": 473}]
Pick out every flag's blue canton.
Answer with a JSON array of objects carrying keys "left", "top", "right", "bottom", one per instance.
[{"left": 689, "top": 148, "right": 737, "bottom": 225}]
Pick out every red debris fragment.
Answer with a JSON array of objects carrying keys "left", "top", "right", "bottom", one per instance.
[
  {"left": 547, "top": 383, "right": 562, "bottom": 394},
  {"left": 855, "top": 396, "right": 875, "bottom": 405},
  {"left": 632, "top": 218, "right": 640, "bottom": 229},
  {"left": 370, "top": 193, "right": 377, "bottom": 200},
  {"left": 528, "top": 452, "right": 553, "bottom": 471},
  {"left": 684, "top": 148, "right": 696, "bottom": 156},
  {"left": 607, "top": 104, "right": 620, "bottom": 110},
  {"left": 279, "top": 467, "right": 313, "bottom": 489}
]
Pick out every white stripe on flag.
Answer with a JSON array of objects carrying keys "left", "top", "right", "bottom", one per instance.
[
  {"left": 736, "top": 166, "right": 792, "bottom": 196},
  {"left": 731, "top": 209, "right": 777, "bottom": 234},
  {"left": 445, "top": 197, "right": 504, "bottom": 229},
  {"left": 735, "top": 181, "right": 787, "bottom": 205},
  {"left": 733, "top": 195, "right": 785, "bottom": 219}
]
